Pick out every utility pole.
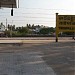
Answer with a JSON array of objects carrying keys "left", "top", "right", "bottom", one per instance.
[
  {"left": 6, "top": 18, "right": 8, "bottom": 37},
  {"left": 10, "top": 25, "right": 12, "bottom": 37},
  {"left": 10, "top": 20, "right": 13, "bottom": 37},
  {"left": 6, "top": 18, "right": 7, "bottom": 29}
]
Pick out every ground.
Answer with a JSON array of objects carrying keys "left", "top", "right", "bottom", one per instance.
[{"left": 0, "top": 37, "right": 75, "bottom": 75}]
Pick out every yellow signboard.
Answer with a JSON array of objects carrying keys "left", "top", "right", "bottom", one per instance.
[{"left": 56, "top": 13, "right": 75, "bottom": 42}]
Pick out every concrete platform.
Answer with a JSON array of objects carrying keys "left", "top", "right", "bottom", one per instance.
[
  {"left": 0, "top": 50, "right": 56, "bottom": 75},
  {"left": 0, "top": 37, "right": 75, "bottom": 75}
]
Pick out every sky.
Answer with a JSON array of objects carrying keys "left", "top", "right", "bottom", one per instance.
[{"left": 0, "top": 0, "right": 75, "bottom": 27}]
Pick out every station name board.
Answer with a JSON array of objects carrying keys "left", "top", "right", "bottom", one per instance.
[
  {"left": 55, "top": 13, "right": 75, "bottom": 42},
  {"left": 56, "top": 14, "right": 75, "bottom": 32},
  {"left": 58, "top": 15, "right": 75, "bottom": 25}
]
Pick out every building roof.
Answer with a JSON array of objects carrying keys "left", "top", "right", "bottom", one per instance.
[{"left": 0, "top": 0, "right": 17, "bottom": 8}]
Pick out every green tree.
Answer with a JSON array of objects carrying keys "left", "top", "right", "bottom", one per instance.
[
  {"left": 39, "top": 27, "right": 55, "bottom": 34},
  {"left": 26, "top": 24, "right": 31, "bottom": 28},
  {"left": 17, "top": 27, "right": 30, "bottom": 35},
  {"left": 0, "top": 22, "right": 3, "bottom": 26}
]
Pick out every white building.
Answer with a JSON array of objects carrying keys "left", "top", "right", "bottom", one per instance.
[
  {"left": 0, "top": 24, "right": 5, "bottom": 32},
  {"left": 0, "top": 22, "right": 5, "bottom": 31}
]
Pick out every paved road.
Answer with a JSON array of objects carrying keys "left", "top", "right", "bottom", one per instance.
[{"left": 0, "top": 45, "right": 56, "bottom": 75}]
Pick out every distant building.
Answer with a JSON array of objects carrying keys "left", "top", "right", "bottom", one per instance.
[
  {"left": 31, "top": 25, "right": 42, "bottom": 33},
  {"left": 27, "top": 24, "right": 47, "bottom": 34},
  {"left": 0, "top": 23, "right": 5, "bottom": 36},
  {"left": 0, "top": 23, "right": 5, "bottom": 32},
  {"left": 0, "top": 25, "right": 5, "bottom": 32}
]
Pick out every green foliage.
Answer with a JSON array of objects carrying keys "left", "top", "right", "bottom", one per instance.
[
  {"left": 18, "top": 27, "right": 29, "bottom": 33},
  {"left": 4, "top": 23, "right": 56, "bottom": 37},
  {"left": 39, "top": 27, "right": 55, "bottom": 34},
  {"left": 4, "top": 29, "right": 11, "bottom": 37},
  {"left": 17, "top": 27, "right": 30, "bottom": 36}
]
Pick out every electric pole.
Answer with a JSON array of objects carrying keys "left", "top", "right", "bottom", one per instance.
[{"left": 6, "top": 18, "right": 8, "bottom": 37}]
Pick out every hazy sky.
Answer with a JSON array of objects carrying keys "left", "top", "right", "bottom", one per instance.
[{"left": 0, "top": 0, "right": 75, "bottom": 27}]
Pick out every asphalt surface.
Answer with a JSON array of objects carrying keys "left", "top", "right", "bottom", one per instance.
[
  {"left": 0, "top": 49, "right": 56, "bottom": 75},
  {"left": 0, "top": 37, "right": 75, "bottom": 75},
  {"left": 0, "top": 42, "right": 56, "bottom": 75},
  {"left": 42, "top": 41, "right": 75, "bottom": 75}
]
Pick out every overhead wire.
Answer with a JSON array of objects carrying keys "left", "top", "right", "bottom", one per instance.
[{"left": 0, "top": 7, "right": 70, "bottom": 27}]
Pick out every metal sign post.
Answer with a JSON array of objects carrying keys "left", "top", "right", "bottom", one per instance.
[{"left": 56, "top": 13, "right": 59, "bottom": 42}]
